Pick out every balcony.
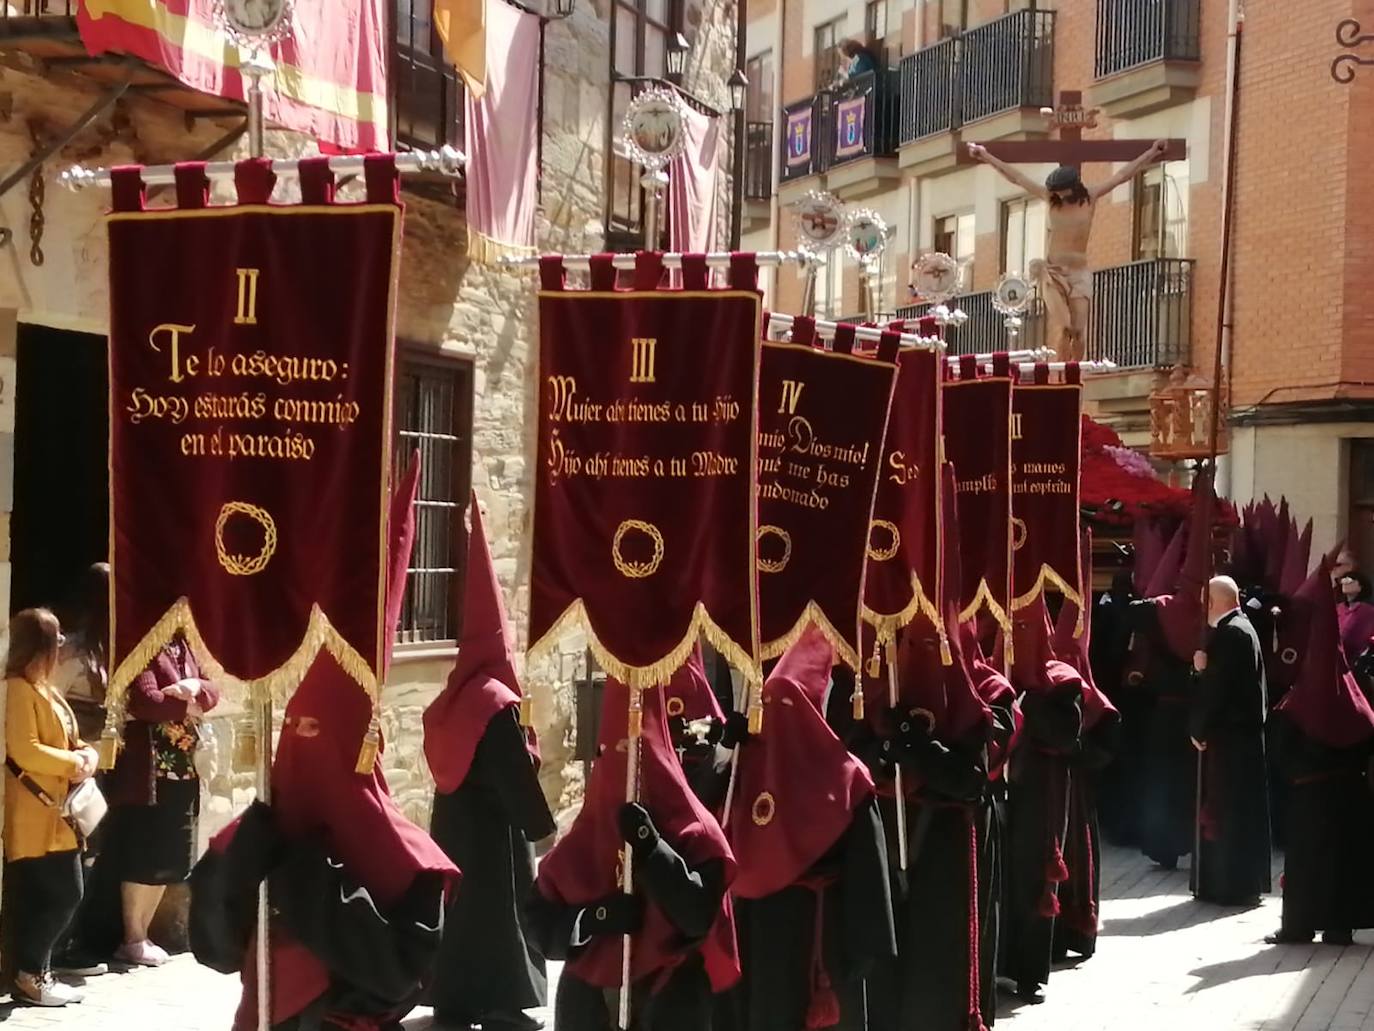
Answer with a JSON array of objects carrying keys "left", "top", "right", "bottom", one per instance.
[
  {"left": 897, "top": 290, "right": 1048, "bottom": 357},
  {"left": 1090, "top": 258, "right": 1194, "bottom": 369},
  {"left": 394, "top": 0, "right": 465, "bottom": 152},
  {"left": 777, "top": 69, "right": 899, "bottom": 198},
  {"left": 1089, "top": 0, "right": 1202, "bottom": 119},
  {"left": 898, "top": 9, "right": 1055, "bottom": 176}
]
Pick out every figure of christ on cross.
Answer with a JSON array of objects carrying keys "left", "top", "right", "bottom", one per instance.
[{"left": 968, "top": 137, "right": 1167, "bottom": 360}]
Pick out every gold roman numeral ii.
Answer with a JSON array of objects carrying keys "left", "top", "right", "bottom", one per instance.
[
  {"left": 1011, "top": 412, "right": 1023, "bottom": 441},
  {"left": 778, "top": 379, "right": 806, "bottom": 415},
  {"left": 630, "top": 337, "right": 657, "bottom": 383},
  {"left": 234, "top": 267, "right": 262, "bottom": 325}
]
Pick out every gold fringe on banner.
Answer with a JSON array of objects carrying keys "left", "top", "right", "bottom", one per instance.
[
  {"left": 958, "top": 579, "right": 1012, "bottom": 641},
  {"left": 1010, "top": 565, "right": 1086, "bottom": 619},
  {"left": 106, "top": 598, "right": 381, "bottom": 747},
  {"left": 467, "top": 226, "right": 537, "bottom": 266},
  {"left": 861, "top": 573, "right": 950, "bottom": 665},
  {"left": 527, "top": 598, "right": 762, "bottom": 692},
  {"left": 760, "top": 601, "right": 861, "bottom": 671}
]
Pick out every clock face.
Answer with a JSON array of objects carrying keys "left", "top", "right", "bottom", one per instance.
[{"left": 225, "top": 0, "right": 286, "bottom": 34}]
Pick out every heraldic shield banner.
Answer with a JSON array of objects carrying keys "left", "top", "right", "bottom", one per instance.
[
  {"left": 106, "top": 157, "right": 401, "bottom": 709},
  {"left": 530, "top": 253, "right": 763, "bottom": 687},
  {"left": 755, "top": 322, "right": 898, "bottom": 667}
]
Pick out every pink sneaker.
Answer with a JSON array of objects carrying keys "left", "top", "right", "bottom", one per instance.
[{"left": 115, "top": 941, "right": 168, "bottom": 967}]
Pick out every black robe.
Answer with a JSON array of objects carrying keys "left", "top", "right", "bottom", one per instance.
[
  {"left": 1091, "top": 594, "right": 1145, "bottom": 847},
  {"left": 189, "top": 802, "right": 447, "bottom": 1031},
  {"left": 719, "top": 797, "right": 894, "bottom": 1031},
  {"left": 1000, "top": 687, "right": 1081, "bottom": 995},
  {"left": 1129, "top": 603, "right": 1196, "bottom": 868},
  {"left": 1053, "top": 714, "right": 1120, "bottom": 961},
  {"left": 1189, "top": 610, "right": 1271, "bottom": 904},
  {"left": 1271, "top": 716, "right": 1374, "bottom": 934},
  {"left": 860, "top": 701, "right": 1013, "bottom": 1031},
  {"left": 526, "top": 839, "right": 727, "bottom": 1031},
  {"left": 429, "top": 708, "right": 557, "bottom": 1027}
]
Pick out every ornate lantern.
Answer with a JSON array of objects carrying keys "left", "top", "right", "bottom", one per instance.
[{"left": 1148, "top": 366, "right": 1229, "bottom": 462}]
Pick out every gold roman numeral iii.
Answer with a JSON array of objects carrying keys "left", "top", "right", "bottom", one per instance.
[
  {"left": 630, "top": 337, "right": 657, "bottom": 383},
  {"left": 778, "top": 379, "right": 806, "bottom": 415},
  {"left": 234, "top": 267, "right": 262, "bottom": 325}
]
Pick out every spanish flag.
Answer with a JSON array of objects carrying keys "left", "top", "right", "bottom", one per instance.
[
  {"left": 434, "top": 0, "right": 488, "bottom": 98},
  {"left": 77, "top": 0, "right": 391, "bottom": 152}
]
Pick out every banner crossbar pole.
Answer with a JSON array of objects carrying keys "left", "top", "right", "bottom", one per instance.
[
  {"left": 58, "top": 146, "right": 466, "bottom": 191},
  {"left": 973, "top": 359, "right": 1118, "bottom": 378},
  {"left": 766, "top": 312, "right": 947, "bottom": 351},
  {"left": 501, "top": 250, "right": 798, "bottom": 271}
]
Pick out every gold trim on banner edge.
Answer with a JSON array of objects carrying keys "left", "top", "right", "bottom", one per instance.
[
  {"left": 107, "top": 599, "right": 380, "bottom": 714},
  {"left": 1011, "top": 565, "right": 1086, "bottom": 615},
  {"left": 958, "top": 578, "right": 1012, "bottom": 634},
  {"left": 760, "top": 600, "right": 861, "bottom": 670},
  {"left": 527, "top": 598, "right": 761, "bottom": 690},
  {"left": 861, "top": 572, "right": 940, "bottom": 645}
]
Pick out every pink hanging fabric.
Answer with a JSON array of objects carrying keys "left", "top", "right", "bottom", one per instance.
[
  {"left": 669, "top": 105, "right": 723, "bottom": 254},
  {"left": 464, "top": 0, "right": 540, "bottom": 262}
]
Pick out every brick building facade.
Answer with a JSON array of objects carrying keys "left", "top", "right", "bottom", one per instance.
[{"left": 742, "top": 0, "right": 1374, "bottom": 564}]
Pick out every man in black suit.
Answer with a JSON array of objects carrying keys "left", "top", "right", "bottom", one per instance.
[{"left": 1190, "top": 576, "right": 1272, "bottom": 905}]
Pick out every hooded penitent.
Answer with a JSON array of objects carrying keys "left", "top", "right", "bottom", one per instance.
[
  {"left": 1054, "top": 531, "right": 1119, "bottom": 735},
  {"left": 1339, "top": 601, "right": 1374, "bottom": 666},
  {"left": 1275, "top": 558, "right": 1374, "bottom": 750},
  {"left": 535, "top": 657, "right": 740, "bottom": 992},
  {"left": 728, "top": 626, "right": 873, "bottom": 900},
  {"left": 1149, "top": 469, "right": 1215, "bottom": 662},
  {"left": 664, "top": 642, "right": 725, "bottom": 723},
  {"left": 423, "top": 492, "right": 539, "bottom": 794},
  {"left": 225, "top": 451, "right": 460, "bottom": 1030}
]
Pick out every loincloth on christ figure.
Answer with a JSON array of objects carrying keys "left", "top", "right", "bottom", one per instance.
[{"left": 1030, "top": 257, "right": 1092, "bottom": 302}]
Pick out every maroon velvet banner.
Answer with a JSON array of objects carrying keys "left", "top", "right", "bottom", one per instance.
[
  {"left": 755, "top": 322, "right": 898, "bottom": 668},
  {"left": 1012, "top": 366, "right": 1084, "bottom": 611},
  {"left": 530, "top": 253, "right": 763, "bottom": 687},
  {"left": 861, "top": 341, "right": 942, "bottom": 646},
  {"left": 942, "top": 355, "right": 1012, "bottom": 635},
  {"left": 107, "top": 157, "right": 402, "bottom": 705}
]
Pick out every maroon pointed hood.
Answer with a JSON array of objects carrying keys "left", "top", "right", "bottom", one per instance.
[
  {"left": 1275, "top": 558, "right": 1374, "bottom": 749},
  {"left": 728, "top": 627, "right": 873, "bottom": 899},
  {"left": 1264, "top": 497, "right": 1290, "bottom": 592},
  {"left": 1010, "top": 595, "right": 1057, "bottom": 691},
  {"left": 663, "top": 642, "right": 724, "bottom": 723},
  {"left": 1132, "top": 518, "right": 1165, "bottom": 596},
  {"left": 423, "top": 493, "right": 538, "bottom": 794},
  {"left": 1338, "top": 602, "right": 1374, "bottom": 665},
  {"left": 1144, "top": 521, "right": 1187, "bottom": 599},
  {"left": 384, "top": 450, "right": 421, "bottom": 675},
  {"left": 1278, "top": 518, "right": 1309, "bottom": 598},
  {"left": 1150, "top": 469, "right": 1214, "bottom": 661},
  {"left": 895, "top": 463, "right": 991, "bottom": 738},
  {"left": 537, "top": 656, "right": 739, "bottom": 991}
]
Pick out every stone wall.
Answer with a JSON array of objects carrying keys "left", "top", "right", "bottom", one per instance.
[{"left": 2, "top": 0, "right": 738, "bottom": 852}]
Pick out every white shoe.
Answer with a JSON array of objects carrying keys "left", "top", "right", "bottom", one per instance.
[
  {"left": 115, "top": 940, "right": 169, "bottom": 967},
  {"left": 14, "top": 971, "right": 83, "bottom": 1006}
]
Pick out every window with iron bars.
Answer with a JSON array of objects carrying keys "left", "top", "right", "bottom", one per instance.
[
  {"left": 393, "top": 350, "right": 475, "bottom": 647},
  {"left": 393, "top": 0, "right": 465, "bottom": 151}
]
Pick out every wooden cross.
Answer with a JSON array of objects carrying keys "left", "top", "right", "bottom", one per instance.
[{"left": 955, "top": 90, "right": 1186, "bottom": 169}]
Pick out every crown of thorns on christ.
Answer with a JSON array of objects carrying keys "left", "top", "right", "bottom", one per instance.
[{"left": 215, "top": 501, "right": 278, "bottom": 576}]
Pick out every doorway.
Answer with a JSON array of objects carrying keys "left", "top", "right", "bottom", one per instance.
[{"left": 11, "top": 323, "right": 108, "bottom": 616}]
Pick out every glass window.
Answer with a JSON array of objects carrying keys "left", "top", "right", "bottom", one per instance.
[
  {"left": 1001, "top": 196, "right": 1047, "bottom": 273},
  {"left": 814, "top": 18, "right": 844, "bottom": 90},
  {"left": 746, "top": 50, "right": 774, "bottom": 122},
  {"left": 1133, "top": 160, "right": 1189, "bottom": 260},
  {"left": 394, "top": 352, "right": 475, "bottom": 645},
  {"left": 933, "top": 212, "right": 976, "bottom": 287},
  {"left": 865, "top": 0, "right": 888, "bottom": 40}
]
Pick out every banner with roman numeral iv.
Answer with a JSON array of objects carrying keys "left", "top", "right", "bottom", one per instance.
[
  {"left": 529, "top": 253, "right": 764, "bottom": 687},
  {"left": 754, "top": 320, "right": 899, "bottom": 668},
  {"left": 106, "top": 156, "right": 402, "bottom": 716},
  {"left": 1011, "top": 363, "right": 1084, "bottom": 614}
]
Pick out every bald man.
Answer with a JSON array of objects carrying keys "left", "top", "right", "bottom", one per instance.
[{"left": 1189, "top": 576, "right": 1272, "bottom": 905}]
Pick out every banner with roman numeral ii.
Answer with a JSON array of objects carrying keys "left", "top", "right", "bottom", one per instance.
[
  {"left": 529, "top": 253, "right": 764, "bottom": 688},
  {"left": 754, "top": 320, "right": 899, "bottom": 667},
  {"left": 106, "top": 156, "right": 402, "bottom": 715}
]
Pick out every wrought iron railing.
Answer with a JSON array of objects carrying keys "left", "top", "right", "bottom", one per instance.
[
  {"left": 1095, "top": 0, "right": 1201, "bottom": 79},
  {"left": 744, "top": 121, "right": 773, "bottom": 201},
  {"left": 1090, "top": 258, "right": 1194, "bottom": 368},
  {"left": 899, "top": 36, "right": 958, "bottom": 142},
  {"left": 898, "top": 8, "right": 1056, "bottom": 145},
  {"left": 896, "top": 289, "right": 1048, "bottom": 356}
]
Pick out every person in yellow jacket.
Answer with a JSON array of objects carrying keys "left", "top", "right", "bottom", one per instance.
[{"left": 5, "top": 609, "right": 99, "bottom": 1007}]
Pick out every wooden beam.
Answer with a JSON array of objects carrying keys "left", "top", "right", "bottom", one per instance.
[{"left": 956, "top": 138, "right": 1187, "bottom": 166}]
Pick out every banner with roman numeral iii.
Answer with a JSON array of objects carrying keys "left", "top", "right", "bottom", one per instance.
[
  {"left": 529, "top": 253, "right": 764, "bottom": 687},
  {"left": 754, "top": 320, "right": 899, "bottom": 668},
  {"left": 106, "top": 157, "right": 402, "bottom": 717}
]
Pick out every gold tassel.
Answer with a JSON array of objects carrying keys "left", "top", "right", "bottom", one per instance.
[
  {"left": 96, "top": 727, "right": 120, "bottom": 771},
  {"left": 1075, "top": 605, "right": 1086, "bottom": 638},
  {"left": 852, "top": 688, "right": 864, "bottom": 721},
  {"left": 939, "top": 630, "right": 953, "bottom": 667},
  {"left": 748, "top": 702, "right": 764, "bottom": 736},
  {"left": 355, "top": 716, "right": 380, "bottom": 774},
  {"left": 520, "top": 694, "right": 534, "bottom": 728},
  {"left": 867, "top": 635, "right": 883, "bottom": 680},
  {"left": 232, "top": 717, "right": 258, "bottom": 774}
]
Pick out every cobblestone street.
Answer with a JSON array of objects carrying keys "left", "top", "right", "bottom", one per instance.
[{"left": 6, "top": 844, "right": 1374, "bottom": 1030}]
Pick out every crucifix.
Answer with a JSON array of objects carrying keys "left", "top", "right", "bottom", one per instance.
[{"left": 962, "top": 90, "right": 1186, "bottom": 360}]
